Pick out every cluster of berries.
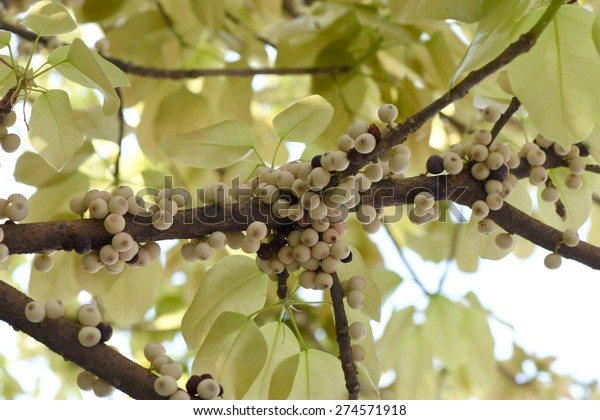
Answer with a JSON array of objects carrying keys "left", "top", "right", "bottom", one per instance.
[
  {"left": 0, "top": 110, "right": 20, "bottom": 153},
  {"left": 143, "top": 342, "right": 223, "bottom": 400},
  {"left": 76, "top": 304, "right": 113, "bottom": 347}
]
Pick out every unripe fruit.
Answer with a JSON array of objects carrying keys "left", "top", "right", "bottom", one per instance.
[
  {"left": 485, "top": 192, "right": 503, "bottom": 211},
  {"left": 443, "top": 152, "right": 463, "bottom": 175},
  {"left": 471, "top": 162, "right": 490, "bottom": 181},
  {"left": 226, "top": 231, "right": 245, "bottom": 250},
  {"left": 119, "top": 241, "right": 139, "bottom": 262},
  {"left": 474, "top": 130, "right": 492, "bottom": 145},
  {"left": 526, "top": 149, "right": 546, "bottom": 166},
  {"left": 291, "top": 243, "right": 310, "bottom": 262},
  {"left": 354, "top": 133, "right": 376, "bottom": 154},
  {"left": 567, "top": 145, "right": 580, "bottom": 160},
  {"left": 377, "top": 104, "right": 399, "bottom": 123},
  {"left": 45, "top": 298, "right": 64, "bottom": 319},
  {"left": 331, "top": 150, "right": 350, "bottom": 171},
  {"left": 152, "top": 355, "right": 172, "bottom": 371},
  {"left": 322, "top": 228, "right": 339, "bottom": 244},
  {"left": 241, "top": 236, "right": 261, "bottom": 253},
  {"left": 194, "top": 241, "right": 213, "bottom": 261},
  {"left": 426, "top": 155, "right": 445, "bottom": 174},
  {"left": 534, "top": 134, "right": 554, "bottom": 148},
  {"left": 347, "top": 121, "right": 369, "bottom": 139},
  {"left": 364, "top": 162, "right": 384, "bottom": 182},
  {"left": 133, "top": 247, "right": 152, "bottom": 267},
  {"left": 337, "top": 134, "right": 354, "bottom": 152},
  {"left": 33, "top": 253, "right": 53, "bottom": 272},
  {"left": 112, "top": 185, "right": 134, "bottom": 199},
  {"left": 247, "top": 221, "right": 268, "bottom": 241},
  {"left": 470, "top": 144, "right": 489, "bottom": 162},
  {"left": 356, "top": 205, "right": 377, "bottom": 224},
  {"left": 544, "top": 252, "right": 562, "bottom": 269},
  {"left": 99, "top": 244, "right": 119, "bottom": 265},
  {"left": 160, "top": 361, "right": 183, "bottom": 380},
  {"left": 477, "top": 218, "right": 496, "bottom": 234},
  {"left": 482, "top": 105, "right": 501, "bottom": 123},
  {"left": 232, "top": 184, "right": 253, "bottom": 202},
  {"left": 347, "top": 290, "right": 365, "bottom": 309},
  {"left": 321, "top": 256, "right": 341, "bottom": 274},
  {"left": 529, "top": 166, "right": 548, "bottom": 186},
  {"left": 197, "top": 378, "right": 221, "bottom": 400},
  {"left": 104, "top": 213, "right": 126, "bottom": 234},
  {"left": 301, "top": 257, "right": 320, "bottom": 271},
  {"left": 88, "top": 198, "right": 108, "bottom": 219},
  {"left": 92, "top": 379, "right": 114, "bottom": 398},
  {"left": 348, "top": 275, "right": 366, "bottom": 291},
  {"left": 77, "top": 371, "right": 96, "bottom": 391},
  {"left": 152, "top": 210, "right": 173, "bottom": 230},
  {"left": 307, "top": 167, "right": 331, "bottom": 190},
  {"left": 348, "top": 322, "right": 367, "bottom": 342},
  {"left": 562, "top": 228, "right": 579, "bottom": 247},
  {"left": 82, "top": 252, "right": 104, "bottom": 273},
  {"left": 78, "top": 326, "right": 101, "bottom": 347},
  {"left": 565, "top": 174, "right": 583, "bottom": 190},
  {"left": 485, "top": 152, "right": 504, "bottom": 170},
  {"left": 495, "top": 233, "right": 514, "bottom": 250},
  {"left": 170, "top": 390, "right": 191, "bottom": 400},
  {"left": 25, "top": 301, "right": 46, "bottom": 323},
  {"left": 298, "top": 270, "right": 317, "bottom": 289},
  {"left": 352, "top": 344, "right": 366, "bottom": 362},
  {"left": 301, "top": 228, "right": 319, "bottom": 247},
  {"left": 553, "top": 143, "right": 569, "bottom": 156},
  {"left": 127, "top": 195, "right": 147, "bottom": 215},
  {"left": 2, "top": 133, "right": 21, "bottom": 152},
  {"left": 144, "top": 342, "right": 166, "bottom": 362},
  {"left": 5, "top": 200, "right": 28, "bottom": 221},
  {"left": 311, "top": 241, "right": 330, "bottom": 260},
  {"left": 208, "top": 231, "right": 227, "bottom": 249},
  {"left": 311, "top": 218, "right": 330, "bottom": 233},
  {"left": 315, "top": 272, "right": 334, "bottom": 290},
  {"left": 541, "top": 187, "right": 559, "bottom": 203},
  {"left": 78, "top": 304, "right": 102, "bottom": 327},
  {"left": 154, "top": 375, "right": 178, "bottom": 397},
  {"left": 2, "top": 110, "right": 17, "bottom": 127},
  {"left": 277, "top": 246, "right": 295, "bottom": 265},
  {"left": 388, "top": 154, "right": 409, "bottom": 174},
  {"left": 108, "top": 195, "right": 129, "bottom": 215},
  {"left": 83, "top": 189, "right": 103, "bottom": 209},
  {"left": 0, "top": 243, "right": 10, "bottom": 262},
  {"left": 471, "top": 200, "right": 490, "bottom": 219},
  {"left": 111, "top": 232, "right": 134, "bottom": 252},
  {"left": 69, "top": 195, "right": 87, "bottom": 215},
  {"left": 569, "top": 156, "right": 586, "bottom": 175}
]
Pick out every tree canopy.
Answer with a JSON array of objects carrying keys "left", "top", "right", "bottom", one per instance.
[{"left": 1, "top": 0, "right": 600, "bottom": 400}]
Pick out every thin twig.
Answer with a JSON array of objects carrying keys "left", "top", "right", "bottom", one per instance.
[
  {"left": 155, "top": 0, "right": 189, "bottom": 48},
  {"left": 490, "top": 96, "right": 521, "bottom": 144},
  {"left": 112, "top": 87, "right": 125, "bottom": 187},
  {"left": 330, "top": 272, "right": 360, "bottom": 400},
  {"left": 585, "top": 164, "right": 600, "bottom": 174},
  {"left": 383, "top": 225, "right": 431, "bottom": 296}
]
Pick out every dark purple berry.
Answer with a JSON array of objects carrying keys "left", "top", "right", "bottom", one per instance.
[
  {"left": 199, "top": 373, "right": 214, "bottom": 381},
  {"left": 488, "top": 164, "right": 509, "bottom": 181},
  {"left": 268, "top": 236, "right": 286, "bottom": 253},
  {"left": 341, "top": 252, "right": 353, "bottom": 263},
  {"left": 218, "top": 385, "right": 224, "bottom": 397},
  {"left": 186, "top": 375, "right": 202, "bottom": 395},
  {"left": 97, "top": 322, "right": 113, "bottom": 342},
  {"left": 426, "top": 155, "right": 444, "bottom": 174},
  {"left": 311, "top": 155, "right": 322, "bottom": 168},
  {"left": 368, "top": 123, "right": 382, "bottom": 142},
  {"left": 347, "top": 148, "right": 363, "bottom": 165},
  {"left": 257, "top": 243, "right": 273, "bottom": 260}
]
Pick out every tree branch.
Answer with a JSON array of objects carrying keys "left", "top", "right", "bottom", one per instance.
[
  {"left": 330, "top": 272, "right": 360, "bottom": 400},
  {"left": 0, "top": 279, "right": 165, "bottom": 399},
  {"left": 490, "top": 96, "right": 521, "bottom": 143}
]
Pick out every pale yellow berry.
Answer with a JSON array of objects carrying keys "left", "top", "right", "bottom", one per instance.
[
  {"left": 377, "top": 104, "right": 399, "bottom": 123},
  {"left": 78, "top": 326, "right": 101, "bottom": 347},
  {"left": 352, "top": 344, "right": 366, "bottom": 362},
  {"left": 482, "top": 105, "right": 501, "bottom": 123},
  {"left": 33, "top": 253, "right": 53, "bottom": 273},
  {"left": 565, "top": 174, "right": 583, "bottom": 190},
  {"left": 562, "top": 228, "right": 579, "bottom": 247},
  {"left": 25, "top": 301, "right": 46, "bottom": 323},
  {"left": 348, "top": 322, "right": 367, "bottom": 341},
  {"left": 477, "top": 218, "right": 496, "bottom": 234},
  {"left": 495, "top": 233, "right": 514, "bottom": 250},
  {"left": 544, "top": 253, "right": 562, "bottom": 269}
]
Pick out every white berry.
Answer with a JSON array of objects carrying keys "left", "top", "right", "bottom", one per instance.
[
  {"left": 354, "top": 133, "right": 376, "bottom": 154},
  {"left": 44, "top": 299, "right": 64, "bottom": 319},
  {"left": 347, "top": 290, "right": 365, "bottom": 309},
  {"left": 154, "top": 375, "right": 178, "bottom": 397},
  {"left": 197, "top": 378, "right": 221, "bottom": 400},
  {"left": 25, "top": 301, "right": 46, "bottom": 323},
  {"left": 78, "top": 326, "right": 101, "bottom": 347},
  {"left": 377, "top": 104, "right": 398, "bottom": 123},
  {"left": 144, "top": 342, "right": 166, "bottom": 362},
  {"left": 348, "top": 322, "right": 367, "bottom": 341},
  {"left": 33, "top": 253, "right": 53, "bottom": 272},
  {"left": 562, "top": 228, "right": 579, "bottom": 247},
  {"left": 78, "top": 304, "right": 102, "bottom": 327},
  {"left": 77, "top": 371, "right": 96, "bottom": 391},
  {"left": 544, "top": 253, "right": 562, "bottom": 269}
]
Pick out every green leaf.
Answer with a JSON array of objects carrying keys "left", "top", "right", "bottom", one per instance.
[
  {"left": 336, "top": 246, "right": 382, "bottom": 322},
  {"left": 377, "top": 306, "right": 417, "bottom": 370},
  {"left": 422, "top": 295, "right": 469, "bottom": 368},
  {"left": 66, "top": 38, "right": 123, "bottom": 114},
  {"left": 21, "top": 1, "right": 77, "bottom": 36},
  {"left": 592, "top": 8, "right": 600, "bottom": 58},
  {"left": 0, "top": 55, "right": 17, "bottom": 98},
  {"left": 0, "top": 32, "right": 11, "bottom": 49},
  {"left": 160, "top": 119, "right": 255, "bottom": 169},
  {"left": 48, "top": 45, "right": 130, "bottom": 90},
  {"left": 393, "top": 330, "right": 436, "bottom": 399},
  {"left": 191, "top": 312, "right": 267, "bottom": 399},
  {"left": 99, "top": 260, "right": 162, "bottom": 327},
  {"left": 272, "top": 95, "right": 334, "bottom": 143},
  {"left": 417, "top": 0, "right": 484, "bottom": 23},
  {"left": 181, "top": 255, "right": 268, "bottom": 349},
  {"left": 507, "top": 7, "right": 600, "bottom": 145},
  {"left": 29, "top": 252, "right": 81, "bottom": 303},
  {"left": 26, "top": 172, "right": 88, "bottom": 222},
  {"left": 269, "top": 349, "right": 347, "bottom": 399},
  {"left": 28, "top": 89, "right": 84, "bottom": 171},
  {"left": 244, "top": 322, "right": 300, "bottom": 399},
  {"left": 451, "top": 0, "right": 531, "bottom": 84}
]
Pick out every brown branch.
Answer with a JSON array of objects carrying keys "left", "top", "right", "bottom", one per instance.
[
  {"left": 585, "top": 164, "right": 600, "bottom": 174},
  {"left": 490, "top": 96, "right": 521, "bottom": 143},
  {"left": 277, "top": 268, "right": 289, "bottom": 300},
  {"left": 0, "top": 279, "right": 165, "bottom": 399},
  {"left": 155, "top": 0, "right": 189, "bottom": 48},
  {"left": 112, "top": 87, "right": 125, "bottom": 186},
  {"left": 330, "top": 272, "right": 360, "bottom": 400},
  {"left": 339, "top": 0, "right": 564, "bottom": 178}
]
